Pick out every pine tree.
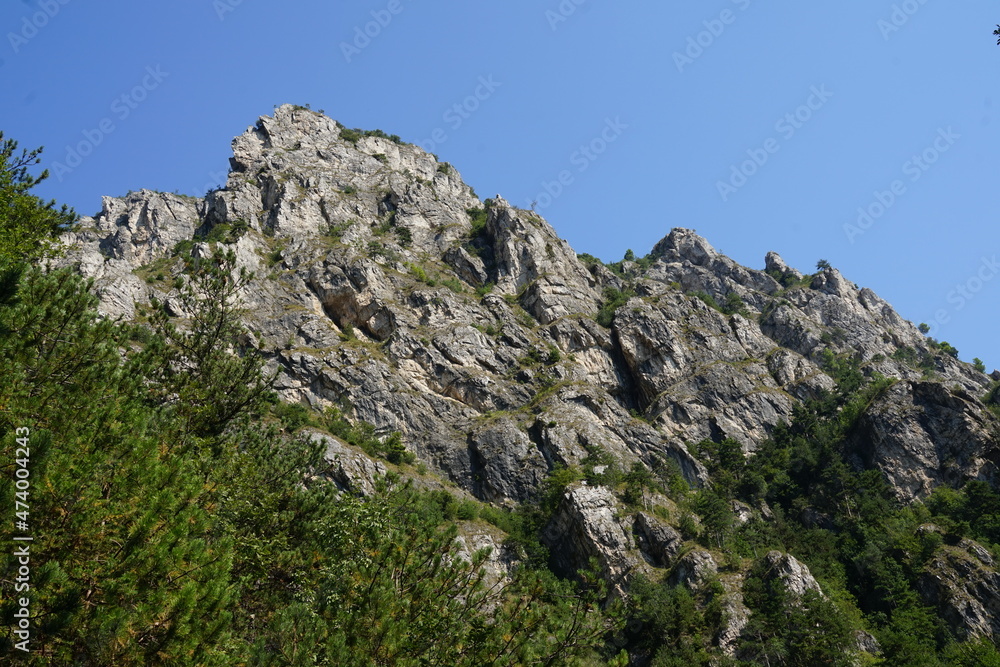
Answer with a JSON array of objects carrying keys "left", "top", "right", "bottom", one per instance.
[
  {"left": 0, "top": 133, "right": 76, "bottom": 265},
  {"left": 0, "top": 143, "right": 239, "bottom": 662},
  {"left": 0, "top": 268, "right": 235, "bottom": 664},
  {"left": 139, "top": 247, "right": 273, "bottom": 448},
  {"left": 248, "top": 478, "right": 619, "bottom": 665}
]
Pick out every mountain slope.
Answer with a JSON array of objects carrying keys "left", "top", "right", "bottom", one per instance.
[
  {"left": 59, "top": 104, "right": 997, "bottom": 503},
  {"left": 53, "top": 104, "right": 1000, "bottom": 663}
]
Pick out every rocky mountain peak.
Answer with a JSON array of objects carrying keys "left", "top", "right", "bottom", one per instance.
[
  {"left": 650, "top": 227, "right": 719, "bottom": 266},
  {"left": 48, "top": 105, "right": 1000, "bottom": 654},
  {"left": 55, "top": 105, "right": 998, "bottom": 505},
  {"left": 764, "top": 250, "right": 802, "bottom": 280}
]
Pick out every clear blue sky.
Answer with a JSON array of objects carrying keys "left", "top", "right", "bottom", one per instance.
[{"left": 2, "top": 1, "right": 998, "bottom": 371}]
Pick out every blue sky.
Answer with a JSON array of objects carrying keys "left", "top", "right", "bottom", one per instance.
[{"left": 2, "top": 1, "right": 998, "bottom": 371}]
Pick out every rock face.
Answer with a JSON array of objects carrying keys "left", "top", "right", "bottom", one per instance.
[
  {"left": 759, "top": 550, "right": 823, "bottom": 598},
  {"left": 614, "top": 297, "right": 824, "bottom": 451},
  {"left": 543, "top": 484, "right": 638, "bottom": 595},
  {"left": 57, "top": 190, "right": 202, "bottom": 319},
  {"left": 453, "top": 522, "right": 519, "bottom": 592},
  {"left": 670, "top": 549, "right": 719, "bottom": 590},
  {"left": 920, "top": 539, "right": 1000, "bottom": 640},
  {"left": 51, "top": 105, "right": 1000, "bottom": 646},
  {"left": 312, "top": 431, "right": 387, "bottom": 496},
  {"left": 55, "top": 104, "right": 997, "bottom": 505},
  {"left": 853, "top": 382, "right": 1000, "bottom": 500},
  {"left": 717, "top": 574, "right": 751, "bottom": 657},
  {"left": 633, "top": 512, "right": 683, "bottom": 568},
  {"left": 486, "top": 197, "right": 601, "bottom": 324}
]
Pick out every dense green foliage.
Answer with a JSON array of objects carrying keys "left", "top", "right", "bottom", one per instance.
[
  {"left": 339, "top": 127, "right": 404, "bottom": 145},
  {"left": 986, "top": 382, "right": 1000, "bottom": 420},
  {"left": 624, "top": 575, "right": 722, "bottom": 666},
  {"left": 628, "top": 350, "right": 1000, "bottom": 665},
  {"left": 585, "top": 249, "right": 657, "bottom": 278},
  {"left": 0, "top": 133, "right": 76, "bottom": 264},
  {"left": 0, "top": 265, "right": 239, "bottom": 663},
  {"left": 738, "top": 565, "right": 856, "bottom": 666},
  {"left": 596, "top": 286, "right": 635, "bottom": 327}
]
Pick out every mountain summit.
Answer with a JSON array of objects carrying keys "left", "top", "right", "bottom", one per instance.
[{"left": 55, "top": 104, "right": 1000, "bottom": 659}]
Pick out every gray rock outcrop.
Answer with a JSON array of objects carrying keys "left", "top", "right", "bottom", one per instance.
[
  {"left": 919, "top": 540, "right": 1000, "bottom": 640},
  {"left": 543, "top": 484, "right": 639, "bottom": 594},
  {"left": 53, "top": 105, "right": 997, "bottom": 505},
  {"left": 759, "top": 550, "right": 823, "bottom": 598},
  {"left": 48, "top": 106, "right": 1000, "bottom": 645},
  {"left": 853, "top": 381, "right": 1000, "bottom": 500}
]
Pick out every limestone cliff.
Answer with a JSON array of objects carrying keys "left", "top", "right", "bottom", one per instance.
[{"left": 54, "top": 104, "right": 1000, "bottom": 651}]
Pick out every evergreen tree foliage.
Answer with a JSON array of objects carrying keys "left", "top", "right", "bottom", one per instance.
[
  {"left": 0, "top": 133, "right": 76, "bottom": 265},
  {"left": 0, "top": 267, "right": 235, "bottom": 664},
  {"left": 252, "top": 478, "right": 616, "bottom": 665},
  {"left": 139, "top": 248, "right": 273, "bottom": 446},
  {"left": 625, "top": 575, "right": 719, "bottom": 666},
  {"left": 738, "top": 563, "right": 855, "bottom": 666}
]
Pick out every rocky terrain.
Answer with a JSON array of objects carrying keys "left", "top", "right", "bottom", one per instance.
[{"left": 54, "top": 104, "right": 1000, "bottom": 661}]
